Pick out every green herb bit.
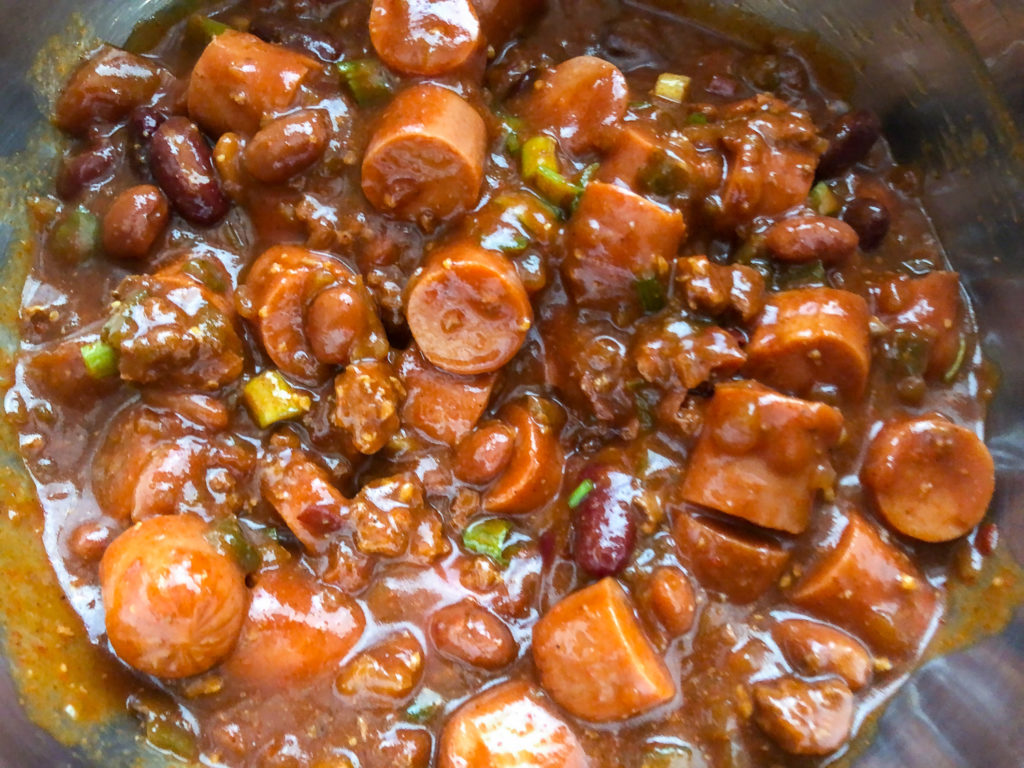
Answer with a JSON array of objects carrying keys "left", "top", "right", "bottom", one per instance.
[
  {"left": 641, "top": 745, "right": 694, "bottom": 768},
  {"left": 943, "top": 335, "right": 968, "bottom": 383},
  {"left": 567, "top": 479, "right": 595, "bottom": 509},
  {"left": 480, "top": 229, "right": 531, "bottom": 253},
  {"left": 687, "top": 113, "right": 710, "bottom": 126},
  {"left": 653, "top": 73, "right": 692, "bottom": 104},
  {"left": 129, "top": 692, "right": 198, "bottom": 761},
  {"left": 886, "top": 328, "right": 931, "bottom": 378},
  {"left": 243, "top": 370, "right": 312, "bottom": 429},
  {"left": 50, "top": 206, "right": 99, "bottom": 264},
  {"left": 406, "top": 688, "right": 445, "bottom": 723},
  {"left": 186, "top": 14, "right": 232, "bottom": 45},
  {"left": 500, "top": 115, "right": 525, "bottom": 156},
  {"left": 337, "top": 59, "right": 393, "bottom": 106},
  {"left": 578, "top": 162, "right": 600, "bottom": 189},
  {"left": 206, "top": 516, "right": 261, "bottom": 573},
  {"left": 535, "top": 165, "right": 584, "bottom": 210},
  {"left": 809, "top": 181, "right": 841, "bottom": 216},
  {"left": 80, "top": 341, "right": 119, "bottom": 379},
  {"left": 462, "top": 518, "right": 512, "bottom": 566},
  {"left": 634, "top": 276, "right": 667, "bottom": 314}
]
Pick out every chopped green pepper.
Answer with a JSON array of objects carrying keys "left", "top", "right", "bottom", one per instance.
[
  {"left": 639, "top": 150, "right": 690, "bottom": 197},
  {"left": 521, "top": 135, "right": 559, "bottom": 182},
  {"left": 635, "top": 276, "right": 667, "bottom": 313},
  {"left": 243, "top": 370, "right": 312, "bottom": 429},
  {"left": 535, "top": 165, "right": 584, "bottom": 210},
  {"left": 406, "top": 688, "right": 444, "bottom": 723},
  {"left": 687, "top": 112, "right": 709, "bottom": 125},
  {"left": 206, "top": 516, "right": 261, "bottom": 573},
  {"left": 567, "top": 479, "right": 594, "bottom": 509},
  {"left": 480, "top": 229, "right": 531, "bottom": 253},
  {"left": 500, "top": 114, "right": 525, "bottom": 155},
  {"left": 462, "top": 518, "right": 511, "bottom": 566},
  {"left": 80, "top": 340, "right": 119, "bottom": 379},
  {"left": 773, "top": 259, "right": 827, "bottom": 290},
  {"left": 885, "top": 328, "right": 931, "bottom": 378},
  {"left": 129, "top": 692, "right": 198, "bottom": 761},
  {"left": 50, "top": 206, "right": 99, "bottom": 264},
  {"left": 182, "top": 257, "right": 227, "bottom": 293},
  {"left": 185, "top": 14, "right": 232, "bottom": 45},
  {"left": 337, "top": 59, "right": 393, "bottom": 106},
  {"left": 653, "top": 73, "right": 691, "bottom": 103},
  {"left": 809, "top": 181, "right": 841, "bottom": 216},
  {"left": 641, "top": 745, "right": 694, "bottom": 768}
]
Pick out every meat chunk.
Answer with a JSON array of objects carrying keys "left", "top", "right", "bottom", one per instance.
[
  {"left": 752, "top": 677, "right": 854, "bottom": 756},
  {"left": 532, "top": 578, "right": 674, "bottom": 721},
  {"left": 332, "top": 360, "right": 405, "bottom": 455},
  {"left": 680, "top": 381, "right": 843, "bottom": 534},
  {"left": 350, "top": 474, "right": 425, "bottom": 557},
  {"left": 745, "top": 287, "right": 871, "bottom": 401},
  {"left": 675, "top": 255, "right": 765, "bottom": 323},
  {"left": 633, "top": 317, "right": 746, "bottom": 391}
]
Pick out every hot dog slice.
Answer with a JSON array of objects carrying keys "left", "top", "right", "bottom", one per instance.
[
  {"left": 680, "top": 381, "right": 843, "bottom": 534},
  {"left": 532, "top": 578, "right": 674, "bottom": 722},
  {"left": 876, "top": 271, "right": 963, "bottom": 379},
  {"left": 484, "top": 398, "right": 564, "bottom": 514},
  {"left": 362, "top": 84, "right": 486, "bottom": 225},
  {"left": 406, "top": 241, "right": 532, "bottom": 375},
  {"left": 862, "top": 415, "right": 994, "bottom": 542},
  {"left": 745, "top": 287, "right": 871, "bottom": 401},
  {"left": 471, "top": 0, "right": 545, "bottom": 44},
  {"left": 370, "top": 0, "right": 481, "bottom": 76}
]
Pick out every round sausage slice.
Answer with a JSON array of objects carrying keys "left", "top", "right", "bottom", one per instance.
[
  {"left": 862, "top": 415, "right": 994, "bottom": 542},
  {"left": 369, "top": 0, "right": 481, "bottom": 76},
  {"left": 407, "top": 241, "right": 532, "bottom": 375},
  {"left": 362, "top": 84, "right": 486, "bottom": 224}
]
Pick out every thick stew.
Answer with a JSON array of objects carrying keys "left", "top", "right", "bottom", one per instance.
[{"left": 6, "top": 0, "right": 1000, "bottom": 766}]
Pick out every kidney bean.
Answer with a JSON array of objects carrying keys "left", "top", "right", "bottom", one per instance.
[
  {"left": 430, "top": 600, "right": 518, "bottom": 669},
  {"left": 127, "top": 106, "right": 167, "bottom": 174},
  {"left": 817, "top": 110, "right": 882, "bottom": 179},
  {"left": 764, "top": 214, "right": 859, "bottom": 264},
  {"left": 453, "top": 421, "right": 516, "bottom": 485},
  {"left": 572, "top": 465, "right": 638, "bottom": 577},
  {"left": 243, "top": 109, "right": 330, "bottom": 184},
  {"left": 103, "top": 184, "right": 169, "bottom": 259},
  {"left": 842, "top": 197, "right": 891, "bottom": 250},
  {"left": 56, "top": 141, "right": 117, "bottom": 199},
  {"left": 248, "top": 16, "right": 342, "bottom": 62},
  {"left": 150, "top": 117, "right": 228, "bottom": 226}
]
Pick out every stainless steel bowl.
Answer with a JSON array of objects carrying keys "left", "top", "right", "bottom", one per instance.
[{"left": 1, "top": 1, "right": 1022, "bottom": 766}]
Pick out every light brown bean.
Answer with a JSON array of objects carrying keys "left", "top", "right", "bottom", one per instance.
[
  {"left": 244, "top": 109, "right": 330, "bottom": 184},
  {"left": 102, "top": 184, "right": 169, "bottom": 259}
]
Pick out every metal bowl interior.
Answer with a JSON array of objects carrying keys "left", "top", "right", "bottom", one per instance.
[{"left": 0, "top": 1, "right": 1022, "bottom": 766}]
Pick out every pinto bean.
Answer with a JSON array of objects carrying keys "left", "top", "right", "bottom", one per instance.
[
  {"left": 430, "top": 600, "right": 518, "bottom": 669},
  {"left": 485, "top": 399, "right": 564, "bottom": 514},
  {"left": 362, "top": 84, "right": 487, "bottom": 224},
  {"left": 532, "top": 578, "right": 674, "bottom": 721},
  {"left": 774, "top": 619, "right": 872, "bottom": 691},
  {"left": 646, "top": 566, "right": 697, "bottom": 637},
  {"left": 369, "top": 0, "right": 482, "bottom": 76},
  {"left": 336, "top": 631, "right": 424, "bottom": 699},
  {"left": 243, "top": 109, "right": 330, "bottom": 184},
  {"left": 102, "top": 185, "right": 169, "bottom": 259},
  {"left": 68, "top": 520, "right": 116, "bottom": 562},
  {"left": 100, "top": 514, "right": 247, "bottom": 679},
  {"left": 764, "top": 215, "right": 859, "bottom": 264},
  {"left": 752, "top": 677, "right": 854, "bottom": 756},
  {"left": 453, "top": 421, "right": 516, "bottom": 484},
  {"left": 150, "top": 117, "right": 229, "bottom": 226},
  {"left": 862, "top": 415, "right": 994, "bottom": 542},
  {"left": 816, "top": 109, "right": 882, "bottom": 179},
  {"left": 406, "top": 241, "right": 532, "bottom": 375},
  {"left": 572, "top": 465, "right": 638, "bottom": 578},
  {"left": 55, "top": 46, "right": 163, "bottom": 135}
]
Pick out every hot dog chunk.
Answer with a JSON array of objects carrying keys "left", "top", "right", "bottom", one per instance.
[{"left": 370, "top": 0, "right": 482, "bottom": 76}]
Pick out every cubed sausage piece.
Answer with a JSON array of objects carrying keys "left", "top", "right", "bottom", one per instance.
[
  {"left": 764, "top": 215, "right": 859, "bottom": 264},
  {"left": 752, "top": 677, "right": 854, "bottom": 756},
  {"left": 672, "top": 513, "right": 789, "bottom": 603},
  {"left": 564, "top": 182, "right": 686, "bottom": 309},
  {"left": 243, "top": 109, "right": 330, "bottom": 184},
  {"left": 102, "top": 184, "right": 169, "bottom": 260},
  {"left": 597, "top": 126, "right": 665, "bottom": 190},
  {"left": 439, "top": 681, "right": 589, "bottom": 768},
  {"left": 745, "top": 287, "right": 871, "bottom": 401},
  {"left": 523, "top": 56, "right": 628, "bottom": 154},
  {"left": 100, "top": 514, "right": 247, "bottom": 679},
  {"left": 332, "top": 361, "right": 405, "bottom": 455},
  {"left": 485, "top": 399, "right": 565, "bottom": 514},
  {"left": 645, "top": 566, "right": 697, "bottom": 637},
  {"left": 675, "top": 255, "right": 766, "bottom": 323},
  {"left": 430, "top": 600, "right": 518, "bottom": 669},
  {"left": 407, "top": 241, "right": 532, "bottom": 375},
  {"left": 862, "top": 416, "right": 994, "bottom": 542},
  {"left": 55, "top": 47, "right": 164, "bottom": 135},
  {"left": 259, "top": 441, "right": 352, "bottom": 552},
  {"left": 453, "top": 421, "right": 516, "bottom": 484},
  {"left": 876, "top": 271, "right": 962, "bottom": 379},
  {"left": 789, "top": 514, "right": 939, "bottom": 656},
  {"left": 362, "top": 84, "right": 486, "bottom": 224},
  {"left": 533, "top": 578, "right": 675, "bottom": 721},
  {"left": 774, "top": 619, "right": 872, "bottom": 691},
  {"left": 471, "top": 0, "right": 544, "bottom": 44},
  {"left": 680, "top": 381, "right": 843, "bottom": 534},
  {"left": 399, "top": 345, "right": 497, "bottom": 446},
  {"left": 222, "top": 565, "right": 365, "bottom": 688},
  {"left": 370, "top": 0, "right": 481, "bottom": 76},
  {"left": 336, "top": 631, "right": 424, "bottom": 699},
  {"left": 187, "top": 30, "right": 319, "bottom": 136}
]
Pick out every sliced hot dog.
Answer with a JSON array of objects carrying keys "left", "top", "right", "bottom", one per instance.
[
  {"left": 370, "top": 0, "right": 482, "bottom": 76},
  {"left": 362, "top": 84, "right": 486, "bottom": 225},
  {"left": 875, "top": 271, "right": 963, "bottom": 379},
  {"left": 862, "top": 415, "right": 994, "bottom": 542},
  {"left": 523, "top": 56, "right": 628, "bottom": 154},
  {"left": 406, "top": 241, "right": 532, "bottom": 375},
  {"left": 745, "top": 287, "right": 871, "bottom": 401},
  {"left": 187, "top": 30, "right": 319, "bottom": 136},
  {"left": 680, "top": 381, "right": 843, "bottom": 534},
  {"left": 564, "top": 181, "right": 685, "bottom": 309},
  {"left": 484, "top": 398, "right": 564, "bottom": 514},
  {"left": 532, "top": 578, "right": 675, "bottom": 722},
  {"left": 788, "top": 513, "right": 939, "bottom": 657}
]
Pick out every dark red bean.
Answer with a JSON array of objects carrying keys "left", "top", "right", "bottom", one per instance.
[
  {"left": 55, "top": 141, "right": 118, "bottom": 200},
  {"left": 128, "top": 106, "right": 167, "bottom": 175},
  {"left": 817, "top": 110, "right": 882, "bottom": 179},
  {"left": 149, "top": 117, "right": 229, "bottom": 226},
  {"left": 249, "top": 16, "right": 341, "bottom": 61},
  {"left": 572, "top": 465, "right": 638, "bottom": 577},
  {"left": 842, "top": 197, "right": 891, "bottom": 251}
]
